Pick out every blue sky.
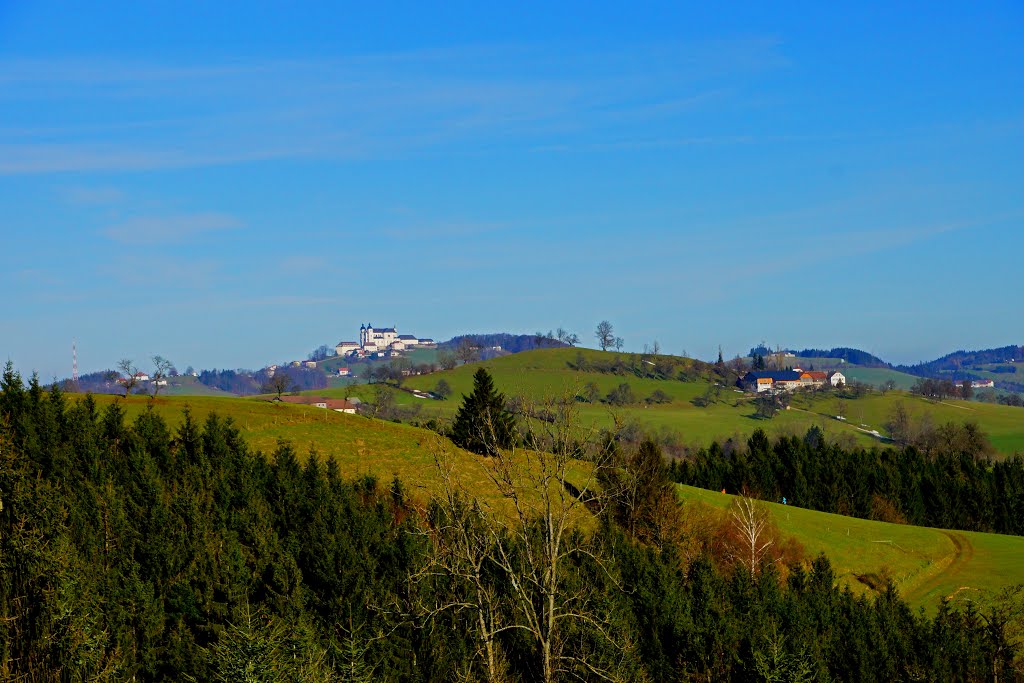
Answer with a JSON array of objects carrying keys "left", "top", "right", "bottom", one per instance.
[{"left": 2, "top": 2, "right": 1022, "bottom": 380}]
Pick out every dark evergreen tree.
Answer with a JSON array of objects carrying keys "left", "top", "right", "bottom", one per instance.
[
  {"left": 449, "top": 368, "right": 516, "bottom": 456},
  {"left": 0, "top": 363, "right": 1020, "bottom": 681}
]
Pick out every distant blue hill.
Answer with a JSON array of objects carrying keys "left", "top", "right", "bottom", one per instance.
[{"left": 442, "top": 333, "right": 568, "bottom": 356}]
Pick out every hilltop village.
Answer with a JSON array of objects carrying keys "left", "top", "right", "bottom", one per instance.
[{"left": 335, "top": 323, "right": 436, "bottom": 358}]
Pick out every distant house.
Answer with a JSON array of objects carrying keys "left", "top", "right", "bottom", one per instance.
[
  {"left": 800, "top": 371, "right": 828, "bottom": 387},
  {"left": 827, "top": 371, "right": 846, "bottom": 387},
  {"left": 971, "top": 379, "right": 995, "bottom": 389},
  {"left": 336, "top": 341, "right": 361, "bottom": 356},
  {"left": 337, "top": 367, "right": 351, "bottom": 377},
  {"left": 304, "top": 361, "right": 317, "bottom": 368},
  {"left": 134, "top": 372, "right": 150, "bottom": 382},
  {"left": 742, "top": 370, "right": 803, "bottom": 393},
  {"left": 274, "top": 395, "right": 359, "bottom": 414},
  {"left": 324, "top": 398, "right": 359, "bottom": 413}
]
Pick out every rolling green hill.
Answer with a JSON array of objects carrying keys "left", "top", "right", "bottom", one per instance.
[
  {"left": 680, "top": 484, "right": 1024, "bottom": 612},
  {"left": 304, "top": 348, "right": 1024, "bottom": 456},
  {"left": 75, "top": 393, "right": 1024, "bottom": 613},
  {"left": 82, "top": 394, "right": 521, "bottom": 511},
  {"left": 840, "top": 366, "right": 921, "bottom": 391}
]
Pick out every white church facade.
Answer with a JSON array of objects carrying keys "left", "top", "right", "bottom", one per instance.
[{"left": 336, "top": 324, "right": 435, "bottom": 357}]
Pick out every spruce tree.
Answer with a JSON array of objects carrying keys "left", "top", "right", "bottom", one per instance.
[{"left": 450, "top": 368, "right": 516, "bottom": 456}]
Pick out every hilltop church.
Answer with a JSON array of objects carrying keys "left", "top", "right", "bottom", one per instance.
[{"left": 336, "top": 323, "right": 435, "bottom": 357}]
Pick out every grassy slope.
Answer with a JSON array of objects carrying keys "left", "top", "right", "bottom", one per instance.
[
  {"left": 308, "top": 349, "right": 1024, "bottom": 456},
  {"left": 79, "top": 394, "right": 581, "bottom": 517},
  {"left": 841, "top": 366, "right": 921, "bottom": 391},
  {"left": 83, "top": 394, "right": 501, "bottom": 504},
  {"left": 160, "top": 376, "right": 239, "bottom": 397},
  {"left": 679, "top": 484, "right": 1024, "bottom": 612},
  {"left": 972, "top": 361, "right": 1024, "bottom": 384},
  {"left": 74, "top": 393, "right": 1024, "bottom": 612}
]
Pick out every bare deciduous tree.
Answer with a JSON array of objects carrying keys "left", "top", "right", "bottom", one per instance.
[
  {"left": 438, "top": 349, "right": 458, "bottom": 370},
  {"left": 424, "top": 393, "right": 630, "bottom": 682},
  {"left": 151, "top": 355, "right": 173, "bottom": 397},
  {"left": 264, "top": 372, "right": 294, "bottom": 399},
  {"left": 555, "top": 328, "right": 580, "bottom": 347},
  {"left": 455, "top": 339, "right": 480, "bottom": 364},
  {"left": 728, "top": 495, "right": 775, "bottom": 575},
  {"left": 117, "top": 359, "right": 139, "bottom": 397},
  {"left": 594, "top": 321, "right": 614, "bottom": 351},
  {"left": 417, "top": 449, "right": 512, "bottom": 683}
]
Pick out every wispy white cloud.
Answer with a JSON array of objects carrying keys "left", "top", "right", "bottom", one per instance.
[
  {"left": 722, "top": 213, "right": 1022, "bottom": 286},
  {"left": 237, "top": 295, "right": 340, "bottom": 307},
  {"left": 102, "top": 212, "right": 242, "bottom": 245},
  {"left": 278, "top": 255, "right": 328, "bottom": 274},
  {"left": 63, "top": 185, "right": 124, "bottom": 205},
  {"left": 381, "top": 220, "right": 507, "bottom": 241},
  {"left": 0, "top": 39, "right": 790, "bottom": 174},
  {"left": 0, "top": 143, "right": 296, "bottom": 174},
  {"left": 96, "top": 259, "right": 225, "bottom": 290}
]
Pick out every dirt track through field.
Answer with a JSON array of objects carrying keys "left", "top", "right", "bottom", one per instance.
[
  {"left": 935, "top": 400, "right": 975, "bottom": 411},
  {"left": 905, "top": 531, "right": 975, "bottom": 604}
]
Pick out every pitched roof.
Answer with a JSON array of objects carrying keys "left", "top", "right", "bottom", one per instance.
[
  {"left": 275, "top": 395, "right": 358, "bottom": 410},
  {"left": 744, "top": 370, "right": 803, "bottom": 382}
]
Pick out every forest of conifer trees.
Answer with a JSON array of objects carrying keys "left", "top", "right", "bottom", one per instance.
[
  {"left": 1, "top": 362, "right": 1021, "bottom": 681},
  {"left": 672, "top": 427, "right": 1024, "bottom": 535}
]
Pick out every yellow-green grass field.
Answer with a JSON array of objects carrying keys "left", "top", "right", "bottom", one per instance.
[
  {"left": 679, "top": 484, "right": 1024, "bottom": 612},
  {"left": 303, "top": 349, "right": 1024, "bottom": 456},
  {"left": 77, "top": 394, "right": 584, "bottom": 516}
]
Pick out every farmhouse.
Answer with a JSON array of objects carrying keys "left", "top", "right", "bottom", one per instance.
[
  {"left": 742, "top": 369, "right": 833, "bottom": 393},
  {"left": 800, "top": 371, "right": 828, "bottom": 387},
  {"left": 827, "top": 371, "right": 846, "bottom": 387},
  {"left": 274, "top": 395, "right": 360, "bottom": 414},
  {"left": 971, "top": 379, "right": 995, "bottom": 389},
  {"left": 742, "top": 370, "right": 803, "bottom": 393}
]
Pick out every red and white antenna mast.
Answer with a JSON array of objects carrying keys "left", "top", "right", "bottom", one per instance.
[{"left": 72, "top": 341, "right": 78, "bottom": 382}]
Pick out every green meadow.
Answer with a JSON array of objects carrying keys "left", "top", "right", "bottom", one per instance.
[
  {"left": 82, "top": 394, "right": 539, "bottom": 512},
  {"left": 679, "top": 484, "right": 1024, "bottom": 612},
  {"left": 76, "top": 392, "right": 1024, "bottom": 613},
  {"left": 841, "top": 366, "right": 921, "bottom": 391},
  {"left": 305, "top": 348, "right": 1024, "bottom": 456}
]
